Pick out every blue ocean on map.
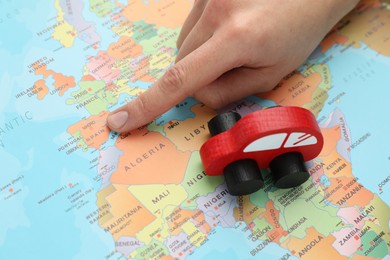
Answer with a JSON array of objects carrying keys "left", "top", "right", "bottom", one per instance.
[
  {"left": 0, "top": 118, "right": 116, "bottom": 259},
  {"left": 0, "top": 2, "right": 118, "bottom": 258},
  {"left": 317, "top": 43, "right": 390, "bottom": 202}
]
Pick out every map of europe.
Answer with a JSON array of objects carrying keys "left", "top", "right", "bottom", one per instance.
[{"left": 1, "top": 0, "right": 390, "bottom": 259}]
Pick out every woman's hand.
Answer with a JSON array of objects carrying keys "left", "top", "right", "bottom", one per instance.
[{"left": 107, "top": 0, "right": 359, "bottom": 132}]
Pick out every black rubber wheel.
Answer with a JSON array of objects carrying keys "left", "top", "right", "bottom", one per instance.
[
  {"left": 269, "top": 152, "right": 309, "bottom": 189},
  {"left": 207, "top": 112, "right": 263, "bottom": 196},
  {"left": 207, "top": 112, "right": 241, "bottom": 137},
  {"left": 224, "top": 159, "right": 264, "bottom": 196}
]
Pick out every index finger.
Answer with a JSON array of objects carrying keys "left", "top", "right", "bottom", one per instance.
[{"left": 107, "top": 35, "right": 238, "bottom": 132}]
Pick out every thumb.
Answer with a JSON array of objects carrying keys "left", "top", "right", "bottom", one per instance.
[{"left": 107, "top": 35, "right": 236, "bottom": 132}]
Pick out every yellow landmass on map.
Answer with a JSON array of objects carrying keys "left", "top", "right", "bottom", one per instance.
[
  {"left": 128, "top": 184, "right": 187, "bottom": 214},
  {"left": 52, "top": 0, "right": 76, "bottom": 48},
  {"left": 181, "top": 219, "right": 209, "bottom": 247}
]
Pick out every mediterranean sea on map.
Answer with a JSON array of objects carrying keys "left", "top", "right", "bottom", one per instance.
[{"left": 1, "top": 0, "right": 390, "bottom": 260}]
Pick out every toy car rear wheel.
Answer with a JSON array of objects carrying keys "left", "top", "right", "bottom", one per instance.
[
  {"left": 269, "top": 152, "right": 310, "bottom": 189},
  {"left": 207, "top": 112, "right": 264, "bottom": 196}
]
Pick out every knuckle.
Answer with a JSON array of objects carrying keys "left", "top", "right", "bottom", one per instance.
[
  {"left": 160, "top": 65, "right": 186, "bottom": 94},
  {"left": 197, "top": 90, "right": 227, "bottom": 110},
  {"left": 227, "top": 17, "right": 251, "bottom": 39},
  {"left": 207, "top": 0, "right": 224, "bottom": 12},
  {"left": 229, "top": 23, "right": 246, "bottom": 38},
  {"left": 135, "top": 92, "right": 153, "bottom": 115}
]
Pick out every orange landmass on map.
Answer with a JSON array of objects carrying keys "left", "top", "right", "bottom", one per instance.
[
  {"left": 319, "top": 125, "right": 341, "bottom": 157},
  {"left": 107, "top": 36, "right": 143, "bottom": 60},
  {"left": 67, "top": 111, "right": 110, "bottom": 149},
  {"left": 33, "top": 63, "right": 53, "bottom": 78},
  {"left": 100, "top": 184, "right": 156, "bottom": 240},
  {"left": 51, "top": 71, "right": 76, "bottom": 96},
  {"left": 282, "top": 227, "right": 346, "bottom": 260},
  {"left": 191, "top": 210, "right": 211, "bottom": 234},
  {"left": 262, "top": 200, "right": 286, "bottom": 242},
  {"left": 32, "top": 79, "right": 49, "bottom": 100},
  {"left": 321, "top": 149, "right": 352, "bottom": 178},
  {"left": 81, "top": 74, "right": 96, "bottom": 81},
  {"left": 258, "top": 71, "right": 321, "bottom": 107},
  {"left": 337, "top": 2, "right": 390, "bottom": 56},
  {"left": 318, "top": 122, "right": 352, "bottom": 178},
  {"left": 33, "top": 62, "right": 76, "bottom": 97},
  {"left": 106, "top": 82, "right": 117, "bottom": 91},
  {"left": 320, "top": 33, "right": 349, "bottom": 53},
  {"left": 110, "top": 127, "right": 191, "bottom": 185},
  {"left": 122, "top": 0, "right": 192, "bottom": 28},
  {"left": 166, "top": 208, "right": 191, "bottom": 236},
  {"left": 161, "top": 256, "right": 175, "bottom": 260},
  {"left": 164, "top": 104, "right": 217, "bottom": 151}
]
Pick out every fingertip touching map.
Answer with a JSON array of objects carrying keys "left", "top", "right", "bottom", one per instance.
[{"left": 0, "top": 0, "right": 389, "bottom": 259}]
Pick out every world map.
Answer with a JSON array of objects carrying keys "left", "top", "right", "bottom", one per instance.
[{"left": 1, "top": 0, "right": 390, "bottom": 259}]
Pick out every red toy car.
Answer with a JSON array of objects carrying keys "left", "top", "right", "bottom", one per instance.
[{"left": 200, "top": 106, "right": 324, "bottom": 196}]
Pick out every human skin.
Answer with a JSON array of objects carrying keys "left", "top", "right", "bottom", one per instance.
[{"left": 107, "top": 0, "right": 360, "bottom": 132}]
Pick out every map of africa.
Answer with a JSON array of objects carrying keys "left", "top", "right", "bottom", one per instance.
[{"left": 1, "top": 0, "right": 390, "bottom": 259}]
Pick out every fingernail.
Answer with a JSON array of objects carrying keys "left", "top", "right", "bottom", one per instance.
[{"left": 107, "top": 111, "right": 128, "bottom": 130}]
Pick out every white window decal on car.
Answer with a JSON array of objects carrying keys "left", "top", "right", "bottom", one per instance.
[
  {"left": 243, "top": 133, "right": 287, "bottom": 152},
  {"left": 243, "top": 132, "right": 318, "bottom": 153},
  {"left": 284, "top": 132, "right": 318, "bottom": 148}
]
